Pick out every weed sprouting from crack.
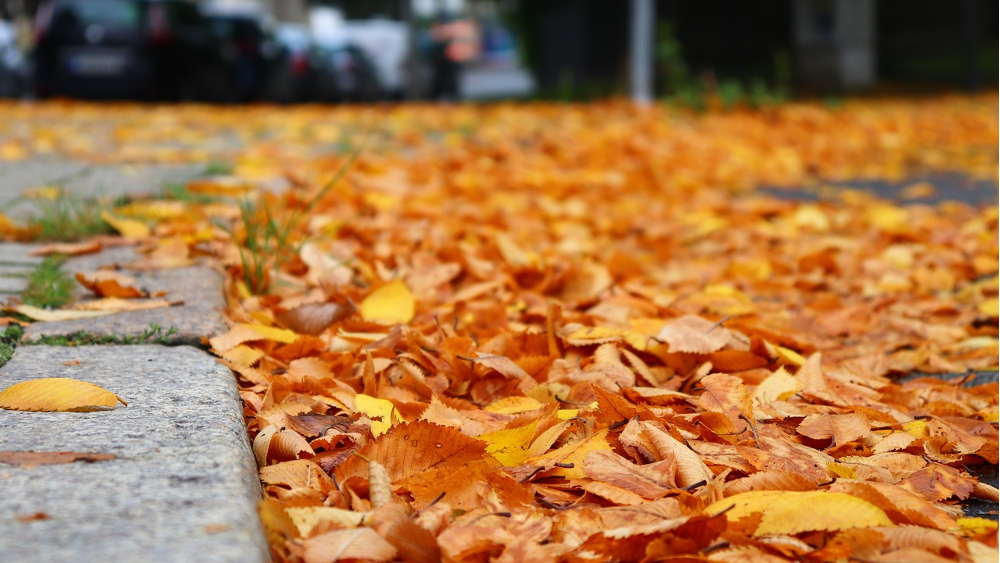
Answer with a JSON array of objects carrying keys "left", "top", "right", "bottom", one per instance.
[
  {"left": 27, "top": 193, "right": 113, "bottom": 241},
  {"left": 29, "top": 324, "right": 179, "bottom": 346},
  {"left": 22, "top": 255, "right": 74, "bottom": 309},
  {"left": 0, "top": 324, "right": 23, "bottom": 368},
  {"left": 224, "top": 134, "right": 366, "bottom": 295}
]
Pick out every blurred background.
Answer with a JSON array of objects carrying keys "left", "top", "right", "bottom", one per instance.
[{"left": 0, "top": 0, "right": 996, "bottom": 103}]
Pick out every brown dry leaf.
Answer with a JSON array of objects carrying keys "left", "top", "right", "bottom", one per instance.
[
  {"left": 299, "top": 528, "right": 396, "bottom": 563},
  {"left": 698, "top": 373, "right": 754, "bottom": 427},
  {"left": 277, "top": 301, "right": 354, "bottom": 336},
  {"left": 583, "top": 450, "right": 673, "bottom": 498},
  {"left": 797, "top": 412, "right": 871, "bottom": 445},
  {"left": 369, "top": 503, "right": 441, "bottom": 563},
  {"left": 640, "top": 421, "right": 713, "bottom": 487},
  {"left": 657, "top": 315, "right": 732, "bottom": 353},
  {"left": 254, "top": 425, "right": 315, "bottom": 466},
  {"left": 337, "top": 421, "right": 486, "bottom": 483},
  {"left": 16, "top": 512, "right": 51, "bottom": 522},
  {"left": 0, "top": 450, "right": 115, "bottom": 468},
  {"left": 0, "top": 378, "right": 126, "bottom": 412},
  {"left": 29, "top": 241, "right": 101, "bottom": 257},
  {"left": 75, "top": 271, "right": 147, "bottom": 299},
  {"left": 72, "top": 298, "right": 172, "bottom": 312}
]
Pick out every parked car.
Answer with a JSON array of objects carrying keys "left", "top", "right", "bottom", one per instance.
[
  {"left": 33, "top": 0, "right": 234, "bottom": 101},
  {"left": 0, "top": 20, "right": 31, "bottom": 98},
  {"left": 337, "top": 18, "right": 409, "bottom": 99},
  {"left": 315, "top": 43, "right": 382, "bottom": 103},
  {"left": 271, "top": 23, "right": 323, "bottom": 103},
  {"left": 201, "top": 3, "right": 284, "bottom": 102}
]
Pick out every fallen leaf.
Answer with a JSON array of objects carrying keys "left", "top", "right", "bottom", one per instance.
[
  {"left": 354, "top": 394, "right": 397, "bottom": 437},
  {"left": 29, "top": 241, "right": 101, "bottom": 257},
  {"left": 16, "top": 512, "right": 51, "bottom": 522},
  {"left": 0, "top": 378, "right": 126, "bottom": 412},
  {"left": 101, "top": 211, "right": 151, "bottom": 238},
  {"left": 706, "top": 490, "right": 893, "bottom": 536},
  {"left": 75, "top": 271, "right": 147, "bottom": 298},
  {"left": 11, "top": 304, "right": 116, "bottom": 322},
  {"left": 300, "top": 527, "right": 396, "bottom": 563},
  {"left": 72, "top": 298, "right": 172, "bottom": 312},
  {"left": 0, "top": 451, "right": 116, "bottom": 468},
  {"left": 359, "top": 280, "right": 415, "bottom": 325},
  {"left": 657, "top": 315, "right": 731, "bottom": 353},
  {"left": 277, "top": 301, "right": 354, "bottom": 336}
]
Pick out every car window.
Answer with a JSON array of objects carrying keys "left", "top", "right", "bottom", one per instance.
[
  {"left": 168, "top": 2, "right": 203, "bottom": 27},
  {"left": 52, "top": 0, "right": 140, "bottom": 29}
]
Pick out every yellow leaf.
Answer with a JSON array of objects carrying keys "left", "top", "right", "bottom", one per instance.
[
  {"left": 956, "top": 517, "right": 998, "bottom": 537},
  {"left": 479, "top": 422, "right": 538, "bottom": 466},
  {"left": 354, "top": 394, "right": 396, "bottom": 437},
  {"left": 903, "top": 419, "right": 930, "bottom": 439},
  {"left": 0, "top": 378, "right": 126, "bottom": 412},
  {"left": 792, "top": 205, "right": 830, "bottom": 231},
  {"left": 753, "top": 367, "right": 801, "bottom": 407},
  {"left": 484, "top": 396, "right": 544, "bottom": 414},
  {"left": 826, "top": 462, "right": 856, "bottom": 479},
  {"left": 115, "top": 200, "right": 187, "bottom": 221},
  {"left": 359, "top": 280, "right": 415, "bottom": 325},
  {"left": 285, "top": 507, "right": 367, "bottom": 537},
  {"left": 775, "top": 345, "right": 806, "bottom": 366},
  {"left": 867, "top": 204, "right": 909, "bottom": 233},
  {"left": 21, "top": 185, "right": 62, "bottom": 200},
  {"left": 556, "top": 409, "right": 580, "bottom": 420},
  {"left": 243, "top": 323, "right": 299, "bottom": 344},
  {"left": 706, "top": 491, "right": 893, "bottom": 536},
  {"left": 222, "top": 345, "right": 265, "bottom": 367},
  {"left": 101, "top": 211, "right": 150, "bottom": 238},
  {"left": 12, "top": 304, "right": 117, "bottom": 322},
  {"left": 530, "top": 428, "right": 611, "bottom": 479},
  {"left": 979, "top": 298, "right": 998, "bottom": 317}
]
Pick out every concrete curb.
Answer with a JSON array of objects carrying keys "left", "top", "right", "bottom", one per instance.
[{"left": 0, "top": 345, "right": 269, "bottom": 563}]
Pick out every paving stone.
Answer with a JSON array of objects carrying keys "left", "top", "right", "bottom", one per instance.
[
  {"left": 0, "top": 243, "right": 43, "bottom": 265},
  {"left": 0, "top": 275, "right": 28, "bottom": 294},
  {"left": 23, "top": 264, "right": 228, "bottom": 345},
  {"left": 0, "top": 345, "right": 268, "bottom": 563},
  {"left": 0, "top": 158, "right": 206, "bottom": 211}
]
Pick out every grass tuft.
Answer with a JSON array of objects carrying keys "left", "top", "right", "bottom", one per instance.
[
  {"left": 30, "top": 324, "right": 179, "bottom": 346},
  {"left": 0, "top": 324, "right": 23, "bottom": 368},
  {"left": 28, "top": 195, "right": 112, "bottom": 241},
  {"left": 229, "top": 136, "right": 364, "bottom": 294},
  {"left": 22, "top": 255, "right": 74, "bottom": 309}
]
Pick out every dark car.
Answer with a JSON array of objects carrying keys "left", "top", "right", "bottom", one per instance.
[
  {"left": 33, "top": 0, "right": 234, "bottom": 101},
  {"left": 202, "top": 6, "right": 284, "bottom": 102},
  {"left": 271, "top": 23, "right": 321, "bottom": 103},
  {"left": 315, "top": 43, "right": 382, "bottom": 103}
]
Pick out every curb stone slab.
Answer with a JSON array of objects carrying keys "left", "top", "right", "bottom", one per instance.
[
  {"left": 0, "top": 159, "right": 207, "bottom": 211},
  {"left": 18, "top": 246, "right": 228, "bottom": 346},
  {"left": 0, "top": 345, "right": 268, "bottom": 563}
]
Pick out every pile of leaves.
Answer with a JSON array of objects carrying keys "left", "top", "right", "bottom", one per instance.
[{"left": 3, "top": 96, "right": 998, "bottom": 562}]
